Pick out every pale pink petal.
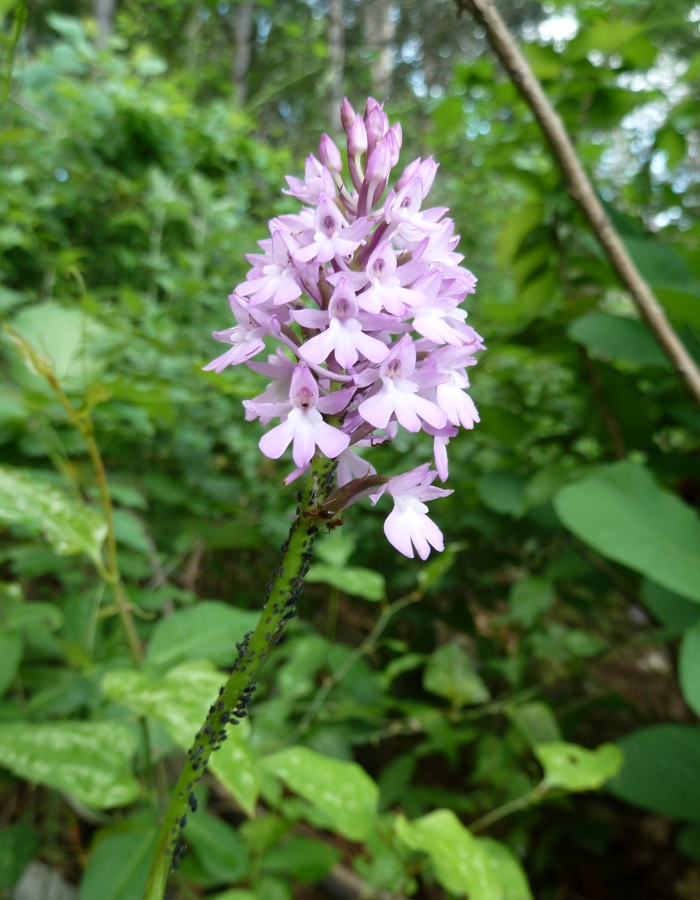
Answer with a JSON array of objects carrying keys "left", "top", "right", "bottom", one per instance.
[
  {"left": 355, "top": 331, "right": 390, "bottom": 363},
  {"left": 299, "top": 329, "right": 337, "bottom": 365},
  {"left": 314, "top": 421, "right": 351, "bottom": 459},
  {"left": 259, "top": 419, "right": 295, "bottom": 459},
  {"left": 358, "top": 390, "right": 393, "bottom": 429},
  {"left": 384, "top": 508, "right": 415, "bottom": 558}
]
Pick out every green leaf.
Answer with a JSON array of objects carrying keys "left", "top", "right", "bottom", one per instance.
[
  {"left": 182, "top": 811, "right": 249, "bottom": 887},
  {"left": 0, "top": 466, "right": 107, "bottom": 565},
  {"left": 5, "top": 601, "right": 63, "bottom": 632},
  {"left": 305, "top": 564, "right": 385, "bottom": 601},
  {"left": 535, "top": 742, "right": 623, "bottom": 792},
  {"left": 0, "top": 823, "right": 38, "bottom": 891},
  {"left": 262, "top": 747, "right": 379, "bottom": 841},
  {"left": 146, "top": 601, "right": 260, "bottom": 670},
  {"left": 568, "top": 313, "right": 670, "bottom": 369},
  {"left": 679, "top": 624, "right": 700, "bottom": 717},
  {"left": 80, "top": 822, "right": 158, "bottom": 900},
  {"left": 103, "top": 662, "right": 261, "bottom": 816},
  {"left": 9, "top": 301, "right": 121, "bottom": 389},
  {"left": 507, "top": 702, "right": 561, "bottom": 748},
  {"left": 508, "top": 577, "right": 554, "bottom": 627},
  {"left": 569, "top": 22, "right": 646, "bottom": 58},
  {"left": 314, "top": 529, "right": 355, "bottom": 567},
  {"left": 554, "top": 462, "right": 700, "bottom": 603},
  {"left": 0, "top": 722, "right": 140, "bottom": 808},
  {"left": 608, "top": 725, "right": 700, "bottom": 821},
  {"left": 479, "top": 838, "right": 533, "bottom": 900},
  {"left": 417, "top": 544, "right": 458, "bottom": 592},
  {"left": 423, "top": 642, "right": 490, "bottom": 707},
  {"left": 396, "top": 809, "right": 501, "bottom": 899},
  {"left": 0, "top": 632, "right": 22, "bottom": 696},
  {"left": 640, "top": 580, "right": 700, "bottom": 632},
  {"left": 478, "top": 472, "right": 527, "bottom": 516},
  {"left": 262, "top": 836, "right": 340, "bottom": 882}
]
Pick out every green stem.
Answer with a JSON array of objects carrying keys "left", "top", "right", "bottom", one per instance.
[
  {"left": 1, "top": 0, "right": 27, "bottom": 104},
  {"left": 468, "top": 783, "right": 548, "bottom": 833},
  {"left": 142, "top": 454, "right": 337, "bottom": 900}
]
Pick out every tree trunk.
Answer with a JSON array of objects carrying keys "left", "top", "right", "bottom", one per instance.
[
  {"left": 363, "top": 0, "right": 395, "bottom": 100},
  {"left": 233, "top": 2, "right": 254, "bottom": 105},
  {"left": 94, "top": 0, "right": 115, "bottom": 50},
  {"left": 328, "top": 0, "right": 344, "bottom": 131}
]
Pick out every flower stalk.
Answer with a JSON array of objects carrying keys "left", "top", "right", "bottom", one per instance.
[{"left": 142, "top": 452, "right": 337, "bottom": 900}]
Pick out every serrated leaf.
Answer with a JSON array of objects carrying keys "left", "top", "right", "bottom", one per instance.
[
  {"left": 423, "top": 642, "right": 490, "bottom": 707},
  {"left": 554, "top": 462, "right": 700, "bottom": 603},
  {"left": 0, "top": 722, "right": 140, "bottom": 808},
  {"left": 0, "top": 466, "right": 107, "bottom": 564},
  {"left": 536, "top": 741, "right": 623, "bottom": 792},
  {"left": 262, "top": 747, "right": 378, "bottom": 841}
]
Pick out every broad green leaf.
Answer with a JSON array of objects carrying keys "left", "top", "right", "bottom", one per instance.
[
  {"left": 146, "top": 601, "right": 260, "bottom": 670},
  {"left": 640, "top": 580, "right": 700, "bottom": 632},
  {"left": 507, "top": 702, "right": 561, "bottom": 747},
  {"left": 536, "top": 742, "right": 623, "bottom": 792},
  {"left": 479, "top": 838, "right": 533, "bottom": 900},
  {"left": 396, "top": 809, "right": 501, "bottom": 900},
  {"left": 10, "top": 301, "right": 121, "bottom": 389},
  {"left": 0, "top": 633, "right": 22, "bottom": 696},
  {"left": 423, "top": 642, "right": 490, "bottom": 706},
  {"left": 262, "top": 836, "right": 340, "bottom": 882},
  {"left": 0, "top": 722, "right": 140, "bottom": 808},
  {"left": 314, "top": 529, "right": 355, "bottom": 567},
  {"left": 103, "top": 662, "right": 261, "bottom": 815},
  {"left": 554, "top": 462, "right": 700, "bottom": 603},
  {"left": 568, "top": 313, "right": 670, "bottom": 369},
  {"left": 80, "top": 823, "right": 158, "bottom": 900},
  {"left": 0, "top": 823, "right": 38, "bottom": 891},
  {"left": 182, "top": 811, "right": 249, "bottom": 887},
  {"left": 679, "top": 625, "right": 700, "bottom": 717},
  {"left": 305, "top": 563, "right": 385, "bottom": 601},
  {"left": 508, "top": 577, "right": 554, "bottom": 627},
  {"left": 477, "top": 472, "right": 527, "bottom": 516},
  {"left": 608, "top": 725, "right": 700, "bottom": 821},
  {"left": 5, "top": 601, "right": 63, "bottom": 632},
  {"left": 0, "top": 466, "right": 107, "bottom": 564},
  {"left": 262, "top": 747, "right": 379, "bottom": 841}
]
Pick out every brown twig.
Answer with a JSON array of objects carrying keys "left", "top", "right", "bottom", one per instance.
[{"left": 455, "top": 0, "right": 700, "bottom": 408}]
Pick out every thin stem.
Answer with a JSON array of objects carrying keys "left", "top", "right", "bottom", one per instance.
[
  {"left": 456, "top": 0, "right": 700, "bottom": 408},
  {"left": 468, "top": 783, "right": 548, "bottom": 833},
  {"left": 1, "top": 0, "right": 27, "bottom": 104},
  {"left": 142, "top": 453, "right": 337, "bottom": 900},
  {"left": 285, "top": 591, "right": 422, "bottom": 747}
]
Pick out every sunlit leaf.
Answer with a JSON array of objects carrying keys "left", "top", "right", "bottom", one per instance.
[
  {"left": 0, "top": 722, "right": 140, "bottom": 808},
  {"left": 536, "top": 741, "right": 623, "bottom": 792},
  {"left": 0, "top": 466, "right": 106, "bottom": 564},
  {"left": 262, "top": 747, "right": 378, "bottom": 841}
]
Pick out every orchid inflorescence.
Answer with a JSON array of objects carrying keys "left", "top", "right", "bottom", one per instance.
[{"left": 205, "top": 98, "right": 483, "bottom": 560}]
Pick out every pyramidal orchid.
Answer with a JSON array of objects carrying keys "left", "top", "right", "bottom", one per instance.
[{"left": 205, "top": 97, "right": 484, "bottom": 559}]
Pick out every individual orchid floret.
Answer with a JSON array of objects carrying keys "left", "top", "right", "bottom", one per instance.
[
  {"left": 370, "top": 464, "right": 453, "bottom": 559},
  {"left": 259, "top": 363, "right": 350, "bottom": 468},
  {"left": 294, "top": 194, "right": 369, "bottom": 264},
  {"left": 237, "top": 230, "right": 305, "bottom": 307},
  {"left": 429, "top": 346, "right": 481, "bottom": 429},
  {"left": 296, "top": 278, "right": 392, "bottom": 370},
  {"left": 284, "top": 155, "right": 336, "bottom": 204},
  {"left": 357, "top": 241, "right": 427, "bottom": 315},
  {"left": 202, "top": 295, "right": 273, "bottom": 374},
  {"left": 357, "top": 336, "right": 447, "bottom": 433}
]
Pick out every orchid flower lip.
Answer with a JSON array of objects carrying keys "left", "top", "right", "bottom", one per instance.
[{"left": 205, "top": 96, "right": 484, "bottom": 558}]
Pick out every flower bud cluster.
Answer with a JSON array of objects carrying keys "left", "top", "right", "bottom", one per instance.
[{"left": 205, "top": 98, "right": 484, "bottom": 559}]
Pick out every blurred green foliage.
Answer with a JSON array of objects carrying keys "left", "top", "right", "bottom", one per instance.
[{"left": 1, "top": 0, "right": 700, "bottom": 898}]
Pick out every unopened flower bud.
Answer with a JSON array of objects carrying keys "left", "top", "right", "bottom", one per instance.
[
  {"left": 366, "top": 136, "right": 393, "bottom": 184},
  {"left": 347, "top": 115, "right": 368, "bottom": 156},
  {"left": 319, "top": 134, "right": 343, "bottom": 174},
  {"left": 340, "top": 97, "right": 356, "bottom": 132},
  {"left": 388, "top": 123, "right": 402, "bottom": 165},
  {"left": 364, "top": 97, "right": 389, "bottom": 153}
]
